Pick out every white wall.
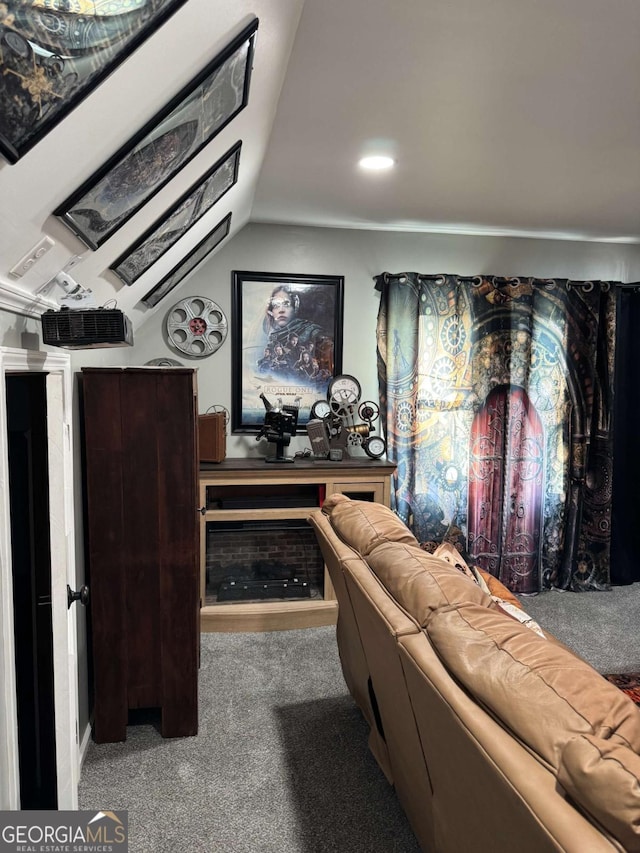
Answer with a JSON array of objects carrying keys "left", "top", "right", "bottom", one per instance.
[
  {"left": 624, "top": 252, "right": 640, "bottom": 283},
  {"left": 0, "top": 310, "right": 45, "bottom": 351},
  {"left": 130, "top": 222, "right": 640, "bottom": 456}
]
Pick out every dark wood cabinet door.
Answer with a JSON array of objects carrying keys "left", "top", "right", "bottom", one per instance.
[{"left": 81, "top": 368, "right": 199, "bottom": 743}]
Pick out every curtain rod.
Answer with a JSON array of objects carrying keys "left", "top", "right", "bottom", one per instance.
[
  {"left": 376, "top": 273, "right": 640, "bottom": 287},
  {"left": 374, "top": 273, "right": 479, "bottom": 283}
]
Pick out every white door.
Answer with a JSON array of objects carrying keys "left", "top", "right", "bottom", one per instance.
[{"left": 0, "top": 347, "right": 80, "bottom": 809}]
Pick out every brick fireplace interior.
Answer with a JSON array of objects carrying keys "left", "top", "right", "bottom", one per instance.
[{"left": 204, "top": 483, "right": 325, "bottom": 605}]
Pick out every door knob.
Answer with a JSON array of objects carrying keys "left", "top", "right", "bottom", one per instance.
[{"left": 67, "top": 584, "right": 89, "bottom": 609}]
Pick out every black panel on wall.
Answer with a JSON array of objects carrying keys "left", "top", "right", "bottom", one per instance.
[{"left": 610, "top": 287, "right": 640, "bottom": 584}]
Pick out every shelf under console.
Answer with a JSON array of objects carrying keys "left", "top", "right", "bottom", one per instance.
[{"left": 199, "top": 458, "right": 396, "bottom": 632}]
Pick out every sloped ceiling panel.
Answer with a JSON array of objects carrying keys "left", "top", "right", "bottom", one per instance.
[{"left": 0, "top": 0, "right": 304, "bottom": 328}]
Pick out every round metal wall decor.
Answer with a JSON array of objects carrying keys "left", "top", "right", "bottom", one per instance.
[
  {"left": 165, "top": 296, "right": 228, "bottom": 359},
  {"left": 144, "top": 357, "right": 184, "bottom": 367}
]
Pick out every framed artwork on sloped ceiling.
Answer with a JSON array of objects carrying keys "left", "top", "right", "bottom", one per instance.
[
  {"left": 54, "top": 17, "right": 258, "bottom": 250},
  {"left": 109, "top": 141, "right": 241, "bottom": 286},
  {"left": 0, "top": 0, "right": 190, "bottom": 164},
  {"left": 141, "top": 211, "right": 231, "bottom": 308}
]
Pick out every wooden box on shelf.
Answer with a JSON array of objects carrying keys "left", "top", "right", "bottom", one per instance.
[{"left": 198, "top": 413, "right": 226, "bottom": 462}]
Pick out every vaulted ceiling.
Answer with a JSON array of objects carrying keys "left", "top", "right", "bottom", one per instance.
[{"left": 1, "top": 0, "right": 639, "bottom": 329}]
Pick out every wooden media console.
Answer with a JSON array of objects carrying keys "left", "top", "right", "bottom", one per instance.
[{"left": 199, "top": 458, "right": 395, "bottom": 632}]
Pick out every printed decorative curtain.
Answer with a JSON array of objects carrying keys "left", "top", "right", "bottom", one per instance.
[{"left": 375, "top": 273, "right": 618, "bottom": 593}]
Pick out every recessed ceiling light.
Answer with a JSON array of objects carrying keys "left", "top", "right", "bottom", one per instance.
[{"left": 358, "top": 155, "right": 395, "bottom": 171}]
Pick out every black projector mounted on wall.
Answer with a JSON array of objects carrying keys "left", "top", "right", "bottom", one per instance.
[{"left": 41, "top": 307, "right": 134, "bottom": 349}]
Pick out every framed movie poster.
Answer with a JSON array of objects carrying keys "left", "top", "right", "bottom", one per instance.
[
  {"left": 231, "top": 270, "right": 344, "bottom": 433},
  {"left": 0, "top": 0, "right": 190, "bottom": 163},
  {"left": 55, "top": 18, "right": 258, "bottom": 249}
]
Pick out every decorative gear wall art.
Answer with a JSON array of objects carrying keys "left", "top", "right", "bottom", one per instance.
[{"left": 165, "top": 296, "right": 228, "bottom": 359}]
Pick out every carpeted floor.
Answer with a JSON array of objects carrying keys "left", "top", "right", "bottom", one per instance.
[
  {"left": 78, "top": 628, "right": 420, "bottom": 853},
  {"left": 519, "top": 581, "right": 640, "bottom": 675},
  {"left": 517, "top": 583, "right": 640, "bottom": 704},
  {"left": 78, "top": 583, "right": 640, "bottom": 850}
]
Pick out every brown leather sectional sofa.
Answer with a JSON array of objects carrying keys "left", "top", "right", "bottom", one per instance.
[{"left": 309, "top": 494, "right": 640, "bottom": 853}]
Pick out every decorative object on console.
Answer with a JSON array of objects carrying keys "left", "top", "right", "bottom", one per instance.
[
  {"left": 198, "top": 413, "right": 226, "bottom": 463},
  {"left": 363, "top": 433, "right": 387, "bottom": 459},
  {"left": 256, "top": 392, "right": 299, "bottom": 463},
  {"left": 306, "top": 418, "right": 331, "bottom": 459},
  {"left": 0, "top": 0, "right": 190, "bottom": 164},
  {"left": 231, "top": 270, "right": 344, "bottom": 432},
  {"left": 143, "top": 214, "right": 231, "bottom": 308},
  {"left": 164, "top": 295, "right": 228, "bottom": 358},
  {"left": 54, "top": 19, "right": 257, "bottom": 248},
  {"left": 110, "top": 142, "right": 241, "bottom": 286},
  {"left": 328, "top": 372, "right": 361, "bottom": 405},
  {"left": 199, "top": 404, "right": 229, "bottom": 464},
  {"left": 312, "top": 373, "right": 387, "bottom": 459},
  {"left": 204, "top": 403, "right": 231, "bottom": 422},
  {"left": 310, "top": 399, "right": 331, "bottom": 420}
]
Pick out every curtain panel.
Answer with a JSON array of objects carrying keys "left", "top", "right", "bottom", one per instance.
[{"left": 375, "top": 273, "right": 618, "bottom": 593}]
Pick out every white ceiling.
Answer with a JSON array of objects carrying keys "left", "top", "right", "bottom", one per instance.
[
  {"left": 1, "top": 0, "right": 640, "bottom": 328},
  {"left": 255, "top": 0, "right": 640, "bottom": 243}
]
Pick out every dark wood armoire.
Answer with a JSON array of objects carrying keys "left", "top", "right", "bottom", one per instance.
[{"left": 80, "top": 367, "right": 200, "bottom": 743}]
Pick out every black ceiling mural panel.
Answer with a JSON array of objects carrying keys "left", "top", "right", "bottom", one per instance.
[
  {"left": 0, "top": 0, "right": 191, "bottom": 163},
  {"left": 54, "top": 17, "right": 258, "bottom": 249}
]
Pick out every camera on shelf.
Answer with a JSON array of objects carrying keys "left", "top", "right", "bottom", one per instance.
[{"left": 256, "top": 393, "right": 299, "bottom": 463}]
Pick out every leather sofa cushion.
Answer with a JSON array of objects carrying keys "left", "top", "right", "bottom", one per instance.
[
  {"left": 322, "top": 493, "right": 419, "bottom": 556},
  {"left": 367, "top": 542, "right": 494, "bottom": 626},
  {"left": 431, "top": 542, "right": 547, "bottom": 636},
  {"left": 558, "top": 734, "right": 640, "bottom": 851},
  {"left": 432, "top": 541, "right": 526, "bottom": 612},
  {"left": 432, "top": 541, "right": 474, "bottom": 574},
  {"left": 426, "top": 603, "right": 640, "bottom": 770}
]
